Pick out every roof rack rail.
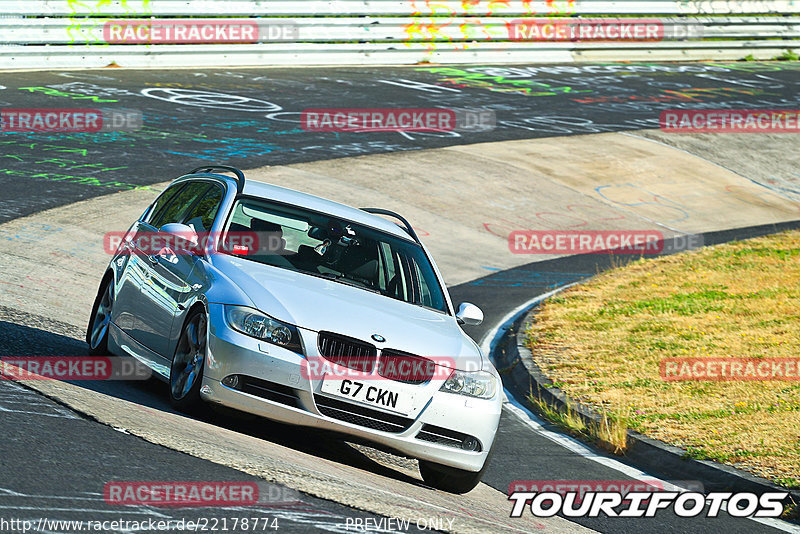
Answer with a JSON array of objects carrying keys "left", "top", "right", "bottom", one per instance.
[
  {"left": 189, "top": 165, "right": 245, "bottom": 194},
  {"left": 360, "top": 208, "right": 421, "bottom": 244}
]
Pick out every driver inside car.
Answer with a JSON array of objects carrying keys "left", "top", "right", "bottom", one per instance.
[{"left": 249, "top": 218, "right": 293, "bottom": 267}]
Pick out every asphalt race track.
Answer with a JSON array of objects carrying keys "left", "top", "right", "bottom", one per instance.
[
  {"left": 1, "top": 62, "right": 800, "bottom": 533},
  {"left": 2, "top": 62, "right": 800, "bottom": 222}
]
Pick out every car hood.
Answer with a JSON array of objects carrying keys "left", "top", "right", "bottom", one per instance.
[{"left": 211, "top": 256, "right": 483, "bottom": 370}]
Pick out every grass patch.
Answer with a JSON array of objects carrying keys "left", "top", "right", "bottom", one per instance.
[
  {"left": 529, "top": 395, "right": 588, "bottom": 435},
  {"left": 529, "top": 393, "right": 629, "bottom": 454},
  {"left": 527, "top": 230, "right": 800, "bottom": 486},
  {"left": 775, "top": 49, "right": 800, "bottom": 61}
]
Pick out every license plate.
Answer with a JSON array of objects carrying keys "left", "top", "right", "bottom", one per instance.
[{"left": 320, "top": 376, "right": 414, "bottom": 416}]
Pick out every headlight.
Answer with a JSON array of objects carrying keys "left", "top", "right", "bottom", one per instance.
[
  {"left": 224, "top": 305, "right": 303, "bottom": 355},
  {"left": 440, "top": 370, "right": 497, "bottom": 399}
]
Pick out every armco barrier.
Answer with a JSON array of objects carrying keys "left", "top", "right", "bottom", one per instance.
[
  {"left": 7, "top": 1, "right": 800, "bottom": 16},
  {"left": 1, "top": 0, "right": 799, "bottom": 68}
]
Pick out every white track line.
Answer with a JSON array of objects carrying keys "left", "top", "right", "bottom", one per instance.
[{"left": 479, "top": 287, "right": 799, "bottom": 533}]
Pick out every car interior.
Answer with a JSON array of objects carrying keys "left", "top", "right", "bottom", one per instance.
[{"left": 220, "top": 199, "right": 447, "bottom": 312}]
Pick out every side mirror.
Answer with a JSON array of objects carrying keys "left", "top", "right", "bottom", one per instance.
[
  {"left": 456, "top": 302, "right": 483, "bottom": 326},
  {"left": 159, "top": 223, "right": 199, "bottom": 253}
]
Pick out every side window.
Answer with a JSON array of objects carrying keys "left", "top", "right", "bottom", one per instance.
[
  {"left": 393, "top": 251, "right": 411, "bottom": 301},
  {"left": 144, "top": 183, "right": 186, "bottom": 224},
  {"left": 377, "top": 242, "right": 394, "bottom": 291},
  {"left": 181, "top": 185, "right": 223, "bottom": 232},
  {"left": 414, "top": 261, "right": 435, "bottom": 308},
  {"left": 150, "top": 182, "right": 211, "bottom": 229}
]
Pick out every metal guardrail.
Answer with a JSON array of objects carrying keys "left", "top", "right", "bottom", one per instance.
[
  {"left": 6, "top": 0, "right": 800, "bottom": 16},
  {"left": 5, "top": 41, "right": 800, "bottom": 70},
  {"left": 0, "top": 1, "right": 798, "bottom": 68},
  {"left": 3, "top": 17, "right": 800, "bottom": 44}
]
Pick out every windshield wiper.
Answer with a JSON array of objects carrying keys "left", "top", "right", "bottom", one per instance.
[
  {"left": 301, "top": 270, "right": 381, "bottom": 294},
  {"left": 322, "top": 273, "right": 382, "bottom": 293}
]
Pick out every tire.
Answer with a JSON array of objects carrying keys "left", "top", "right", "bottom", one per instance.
[
  {"left": 419, "top": 447, "right": 494, "bottom": 494},
  {"left": 86, "top": 276, "right": 114, "bottom": 355},
  {"left": 169, "top": 308, "right": 208, "bottom": 413}
]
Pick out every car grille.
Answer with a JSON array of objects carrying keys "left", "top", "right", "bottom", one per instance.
[
  {"left": 237, "top": 376, "right": 301, "bottom": 409},
  {"left": 416, "top": 424, "right": 482, "bottom": 452},
  {"left": 318, "top": 332, "right": 376, "bottom": 373},
  {"left": 315, "top": 395, "right": 414, "bottom": 433},
  {"left": 377, "top": 349, "right": 435, "bottom": 385}
]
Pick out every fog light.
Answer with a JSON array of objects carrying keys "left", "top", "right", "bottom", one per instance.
[
  {"left": 222, "top": 375, "right": 240, "bottom": 389},
  {"left": 461, "top": 437, "right": 479, "bottom": 451}
]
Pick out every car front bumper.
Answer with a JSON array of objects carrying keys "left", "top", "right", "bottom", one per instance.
[{"left": 201, "top": 303, "right": 502, "bottom": 472}]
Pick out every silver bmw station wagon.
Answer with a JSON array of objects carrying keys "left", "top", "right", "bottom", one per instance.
[{"left": 87, "top": 166, "right": 502, "bottom": 493}]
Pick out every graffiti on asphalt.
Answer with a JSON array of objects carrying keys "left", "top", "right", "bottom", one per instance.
[
  {"left": 43, "top": 82, "right": 140, "bottom": 99},
  {"left": 18, "top": 86, "right": 119, "bottom": 103},
  {"left": 2, "top": 62, "right": 799, "bottom": 199},
  {"left": 414, "top": 67, "right": 592, "bottom": 96},
  {"left": 483, "top": 204, "right": 630, "bottom": 240},
  {"left": 141, "top": 88, "right": 283, "bottom": 112},
  {"left": 0, "top": 154, "right": 126, "bottom": 173},
  {"left": 0, "top": 168, "right": 149, "bottom": 191}
]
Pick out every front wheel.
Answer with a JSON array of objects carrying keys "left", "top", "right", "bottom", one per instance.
[
  {"left": 169, "top": 309, "right": 208, "bottom": 413},
  {"left": 419, "top": 448, "right": 494, "bottom": 494}
]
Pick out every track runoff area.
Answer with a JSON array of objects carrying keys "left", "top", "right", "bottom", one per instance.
[{"left": 0, "top": 61, "right": 799, "bottom": 534}]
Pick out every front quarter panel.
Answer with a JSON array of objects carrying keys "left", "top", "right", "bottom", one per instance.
[{"left": 162, "top": 253, "right": 256, "bottom": 361}]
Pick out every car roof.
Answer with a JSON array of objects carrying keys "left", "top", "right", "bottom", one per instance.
[{"left": 184, "top": 173, "right": 416, "bottom": 243}]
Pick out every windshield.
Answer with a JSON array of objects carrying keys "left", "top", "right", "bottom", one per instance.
[{"left": 220, "top": 198, "right": 448, "bottom": 313}]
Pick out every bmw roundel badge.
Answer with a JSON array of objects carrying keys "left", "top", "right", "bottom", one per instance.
[{"left": 371, "top": 334, "right": 386, "bottom": 343}]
